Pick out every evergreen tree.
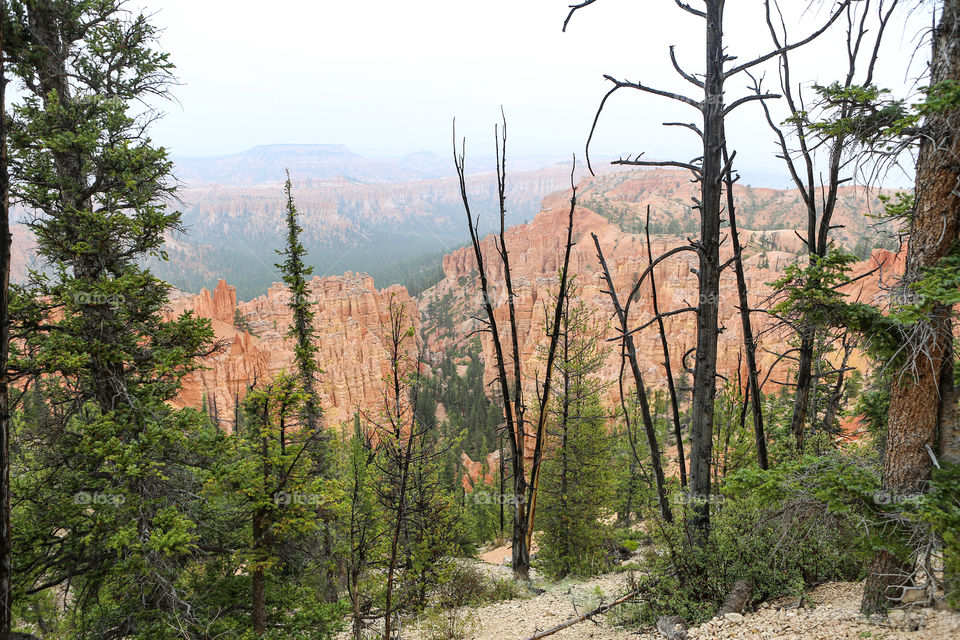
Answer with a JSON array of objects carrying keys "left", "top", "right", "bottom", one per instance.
[
  {"left": 537, "top": 287, "right": 613, "bottom": 578},
  {"left": 0, "top": 10, "right": 12, "bottom": 632},
  {"left": 205, "top": 373, "right": 344, "bottom": 638},
  {"left": 275, "top": 170, "right": 326, "bottom": 461},
  {"left": 5, "top": 1, "right": 217, "bottom": 636}
]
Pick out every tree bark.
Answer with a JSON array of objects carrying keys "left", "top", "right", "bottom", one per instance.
[
  {"left": 717, "top": 580, "right": 753, "bottom": 616},
  {"left": 593, "top": 234, "right": 673, "bottom": 522},
  {"left": 646, "top": 206, "right": 689, "bottom": 485},
  {"left": 252, "top": 509, "right": 267, "bottom": 636},
  {"left": 0, "top": 13, "right": 13, "bottom": 633},
  {"left": 688, "top": 0, "right": 725, "bottom": 537},
  {"left": 862, "top": 0, "right": 960, "bottom": 614},
  {"left": 723, "top": 151, "right": 768, "bottom": 470},
  {"left": 789, "top": 332, "right": 815, "bottom": 452}
]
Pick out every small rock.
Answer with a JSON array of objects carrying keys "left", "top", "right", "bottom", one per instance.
[
  {"left": 901, "top": 586, "right": 928, "bottom": 604},
  {"left": 723, "top": 613, "right": 744, "bottom": 622},
  {"left": 888, "top": 609, "right": 906, "bottom": 626}
]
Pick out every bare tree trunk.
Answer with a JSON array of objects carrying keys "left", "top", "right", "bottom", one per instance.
[
  {"left": 383, "top": 462, "right": 408, "bottom": 640},
  {"left": 723, "top": 150, "right": 768, "bottom": 470},
  {"left": 862, "top": 0, "right": 960, "bottom": 614},
  {"left": 789, "top": 334, "right": 815, "bottom": 451},
  {"left": 382, "top": 318, "right": 414, "bottom": 639},
  {"left": 820, "top": 334, "right": 854, "bottom": 435},
  {"left": 717, "top": 580, "right": 753, "bottom": 616},
  {"left": 566, "top": 0, "right": 851, "bottom": 542},
  {"left": 524, "top": 184, "right": 578, "bottom": 555},
  {"left": 454, "top": 123, "right": 575, "bottom": 579},
  {"left": 687, "top": 0, "right": 725, "bottom": 537},
  {"left": 645, "top": 206, "right": 688, "bottom": 486},
  {"left": 593, "top": 233, "right": 673, "bottom": 523}
]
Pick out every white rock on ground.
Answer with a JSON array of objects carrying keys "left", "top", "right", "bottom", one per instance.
[{"left": 391, "top": 569, "right": 960, "bottom": 640}]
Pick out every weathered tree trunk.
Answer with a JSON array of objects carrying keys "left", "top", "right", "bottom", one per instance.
[
  {"left": 593, "top": 233, "right": 673, "bottom": 522},
  {"left": 252, "top": 509, "right": 267, "bottom": 636},
  {"left": 455, "top": 128, "right": 574, "bottom": 580},
  {"left": 0, "top": 14, "right": 13, "bottom": 633},
  {"left": 789, "top": 332, "right": 815, "bottom": 451},
  {"left": 820, "top": 335, "right": 854, "bottom": 437},
  {"left": 646, "top": 206, "right": 688, "bottom": 486},
  {"left": 861, "top": 0, "right": 960, "bottom": 614},
  {"left": 723, "top": 151, "right": 768, "bottom": 470},
  {"left": 717, "top": 580, "right": 753, "bottom": 616},
  {"left": 688, "top": 0, "right": 726, "bottom": 537}
]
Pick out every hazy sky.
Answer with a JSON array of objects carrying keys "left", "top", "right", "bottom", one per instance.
[{"left": 149, "top": 0, "right": 931, "bottom": 182}]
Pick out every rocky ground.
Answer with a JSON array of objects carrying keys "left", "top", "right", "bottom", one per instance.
[{"left": 392, "top": 563, "right": 960, "bottom": 640}]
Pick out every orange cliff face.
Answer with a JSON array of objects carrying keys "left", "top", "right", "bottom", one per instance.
[
  {"left": 421, "top": 179, "right": 902, "bottom": 410},
  {"left": 161, "top": 168, "right": 903, "bottom": 439},
  {"left": 165, "top": 274, "right": 420, "bottom": 430}
]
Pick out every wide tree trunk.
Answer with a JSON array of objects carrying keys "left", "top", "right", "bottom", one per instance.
[{"left": 861, "top": 0, "right": 960, "bottom": 614}]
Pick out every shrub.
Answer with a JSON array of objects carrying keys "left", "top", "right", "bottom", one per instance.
[
  {"left": 434, "top": 562, "right": 525, "bottom": 609},
  {"left": 614, "top": 452, "right": 876, "bottom": 628},
  {"left": 419, "top": 606, "right": 479, "bottom": 640}
]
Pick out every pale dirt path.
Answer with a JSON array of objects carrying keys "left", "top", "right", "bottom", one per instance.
[
  {"left": 399, "top": 568, "right": 960, "bottom": 640},
  {"left": 404, "top": 566, "right": 642, "bottom": 640}
]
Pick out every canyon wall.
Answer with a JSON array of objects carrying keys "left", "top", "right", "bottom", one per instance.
[
  {"left": 166, "top": 273, "right": 419, "bottom": 430},
  {"left": 161, "top": 168, "right": 899, "bottom": 435},
  {"left": 421, "top": 170, "right": 900, "bottom": 409}
]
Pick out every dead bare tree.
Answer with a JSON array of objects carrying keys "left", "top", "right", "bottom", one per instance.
[
  {"left": 592, "top": 233, "right": 673, "bottom": 522},
  {"left": 644, "top": 206, "right": 689, "bottom": 486},
  {"left": 454, "top": 114, "right": 577, "bottom": 580},
  {"left": 566, "top": 0, "right": 852, "bottom": 536},
  {"left": 754, "top": 0, "right": 902, "bottom": 452},
  {"left": 722, "top": 148, "right": 769, "bottom": 470}
]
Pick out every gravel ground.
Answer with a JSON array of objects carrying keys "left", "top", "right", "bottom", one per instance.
[
  {"left": 687, "top": 582, "right": 960, "bottom": 640},
  {"left": 390, "top": 570, "right": 960, "bottom": 640},
  {"left": 403, "top": 567, "right": 640, "bottom": 640}
]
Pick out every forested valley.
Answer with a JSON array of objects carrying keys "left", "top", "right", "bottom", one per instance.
[{"left": 1, "top": 1, "right": 960, "bottom": 640}]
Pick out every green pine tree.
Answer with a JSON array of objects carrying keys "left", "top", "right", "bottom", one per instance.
[
  {"left": 6, "top": 2, "right": 217, "bottom": 636},
  {"left": 204, "top": 373, "right": 344, "bottom": 638},
  {"left": 537, "top": 284, "right": 614, "bottom": 578},
  {"left": 275, "top": 170, "right": 329, "bottom": 468}
]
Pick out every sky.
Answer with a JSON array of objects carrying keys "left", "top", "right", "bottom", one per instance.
[{"left": 148, "top": 0, "right": 932, "bottom": 185}]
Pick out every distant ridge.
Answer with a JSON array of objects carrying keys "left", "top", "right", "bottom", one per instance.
[
  {"left": 173, "top": 143, "right": 430, "bottom": 186},
  {"left": 172, "top": 144, "right": 579, "bottom": 187}
]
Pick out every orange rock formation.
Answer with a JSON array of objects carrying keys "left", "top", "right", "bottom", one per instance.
[{"left": 166, "top": 274, "right": 419, "bottom": 430}]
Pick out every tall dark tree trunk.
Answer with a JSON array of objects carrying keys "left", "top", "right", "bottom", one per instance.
[
  {"left": 723, "top": 149, "right": 768, "bottom": 470},
  {"left": 645, "top": 206, "right": 688, "bottom": 486},
  {"left": 0, "top": 13, "right": 13, "bottom": 633},
  {"left": 790, "top": 332, "right": 815, "bottom": 451},
  {"left": 252, "top": 509, "right": 267, "bottom": 636},
  {"left": 454, "top": 122, "right": 575, "bottom": 580},
  {"left": 687, "top": 0, "right": 726, "bottom": 537},
  {"left": 593, "top": 234, "right": 673, "bottom": 523},
  {"left": 861, "top": 0, "right": 960, "bottom": 614}
]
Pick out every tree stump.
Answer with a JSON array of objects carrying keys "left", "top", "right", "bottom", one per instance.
[{"left": 717, "top": 580, "right": 753, "bottom": 617}]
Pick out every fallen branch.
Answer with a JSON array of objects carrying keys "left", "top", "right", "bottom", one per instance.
[{"left": 524, "top": 589, "right": 641, "bottom": 640}]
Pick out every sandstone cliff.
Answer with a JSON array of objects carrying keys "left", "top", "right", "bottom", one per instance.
[
  {"left": 166, "top": 274, "right": 419, "bottom": 430},
  {"left": 421, "top": 170, "right": 900, "bottom": 410}
]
